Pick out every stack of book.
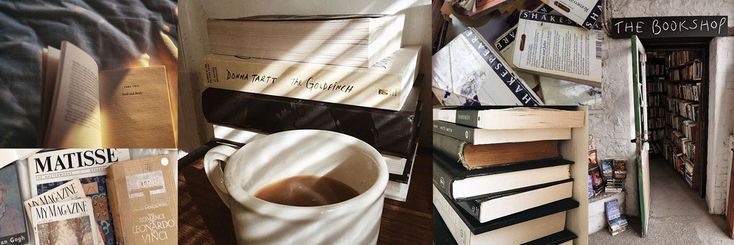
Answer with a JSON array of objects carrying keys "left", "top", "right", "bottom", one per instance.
[
  {"left": 200, "top": 15, "right": 422, "bottom": 201},
  {"left": 432, "top": 106, "right": 585, "bottom": 244},
  {"left": 1, "top": 149, "right": 177, "bottom": 245}
]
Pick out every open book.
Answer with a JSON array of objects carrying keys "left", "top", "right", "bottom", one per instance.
[{"left": 40, "top": 41, "right": 176, "bottom": 148}]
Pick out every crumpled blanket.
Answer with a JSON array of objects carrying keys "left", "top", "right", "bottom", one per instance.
[{"left": 0, "top": 0, "right": 178, "bottom": 147}]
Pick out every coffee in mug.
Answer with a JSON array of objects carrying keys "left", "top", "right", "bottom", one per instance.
[{"left": 254, "top": 175, "right": 359, "bottom": 206}]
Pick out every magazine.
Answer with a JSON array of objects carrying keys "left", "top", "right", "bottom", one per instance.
[{"left": 30, "top": 197, "right": 100, "bottom": 245}]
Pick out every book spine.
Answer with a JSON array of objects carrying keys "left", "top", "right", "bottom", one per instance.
[
  {"left": 432, "top": 120, "right": 475, "bottom": 144},
  {"left": 432, "top": 159, "right": 456, "bottom": 200},
  {"left": 201, "top": 57, "right": 403, "bottom": 110},
  {"left": 454, "top": 110, "right": 480, "bottom": 128},
  {"left": 433, "top": 186, "right": 474, "bottom": 245},
  {"left": 455, "top": 200, "right": 482, "bottom": 223},
  {"left": 432, "top": 133, "right": 468, "bottom": 168},
  {"left": 202, "top": 88, "right": 417, "bottom": 157}
]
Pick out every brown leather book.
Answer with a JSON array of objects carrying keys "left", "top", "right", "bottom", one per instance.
[{"left": 434, "top": 133, "right": 559, "bottom": 170}]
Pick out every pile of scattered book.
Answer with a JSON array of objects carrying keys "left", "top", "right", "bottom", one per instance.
[
  {"left": 604, "top": 199, "right": 628, "bottom": 236},
  {"left": 201, "top": 15, "right": 422, "bottom": 201},
  {"left": 0, "top": 149, "right": 177, "bottom": 245},
  {"left": 432, "top": 106, "right": 584, "bottom": 244},
  {"left": 432, "top": 1, "right": 604, "bottom": 108}
]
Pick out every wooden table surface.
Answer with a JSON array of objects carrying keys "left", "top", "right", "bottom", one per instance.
[{"left": 178, "top": 148, "right": 433, "bottom": 244}]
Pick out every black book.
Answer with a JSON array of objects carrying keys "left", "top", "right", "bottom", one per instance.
[
  {"left": 433, "top": 153, "right": 572, "bottom": 199},
  {"left": 202, "top": 76, "right": 422, "bottom": 158},
  {"left": 523, "top": 230, "right": 577, "bottom": 245},
  {"left": 456, "top": 179, "right": 574, "bottom": 223},
  {"left": 433, "top": 184, "right": 578, "bottom": 244}
]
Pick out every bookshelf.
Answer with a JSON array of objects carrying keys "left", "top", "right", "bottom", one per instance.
[{"left": 646, "top": 55, "right": 666, "bottom": 155}]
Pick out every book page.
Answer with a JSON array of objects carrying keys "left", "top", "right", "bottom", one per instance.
[
  {"left": 41, "top": 46, "right": 61, "bottom": 140},
  {"left": 99, "top": 66, "right": 176, "bottom": 148},
  {"left": 45, "top": 41, "right": 102, "bottom": 147}
]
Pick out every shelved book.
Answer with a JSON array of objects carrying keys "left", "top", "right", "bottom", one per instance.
[
  {"left": 432, "top": 28, "right": 542, "bottom": 106},
  {"left": 26, "top": 149, "right": 132, "bottom": 245},
  {"left": 0, "top": 163, "right": 29, "bottom": 245},
  {"left": 434, "top": 106, "right": 585, "bottom": 129},
  {"left": 513, "top": 11, "right": 603, "bottom": 87},
  {"left": 433, "top": 153, "right": 572, "bottom": 199},
  {"left": 107, "top": 155, "right": 177, "bottom": 244},
  {"left": 30, "top": 198, "right": 100, "bottom": 245},
  {"left": 433, "top": 185, "right": 578, "bottom": 245},
  {"left": 41, "top": 41, "right": 177, "bottom": 148},
  {"left": 207, "top": 15, "right": 404, "bottom": 68},
  {"left": 433, "top": 133, "right": 560, "bottom": 170},
  {"left": 201, "top": 75, "right": 422, "bottom": 158},
  {"left": 201, "top": 46, "right": 420, "bottom": 111}
]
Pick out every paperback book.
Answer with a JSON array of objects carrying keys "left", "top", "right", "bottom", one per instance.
[
  {"left": 27, "top": 149, "right": 132, "bottom": 245},
  {"left": 0, "top": 163, "right": 29, "bottom": 245},
  {"left": 30, "top": 198, "right": 100, "bottom": 245}
]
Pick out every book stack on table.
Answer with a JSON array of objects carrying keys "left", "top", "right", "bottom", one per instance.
[
  {"left": 199, "top": 15, "right": 423, "bottom": 201},
  {"left": 432, "top": 106, "right": 585, "bottom": 244}
]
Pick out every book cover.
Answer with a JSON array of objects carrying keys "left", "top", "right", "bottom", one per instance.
[
  {"left": 107, "top": 155, "right": 176, "bottom": 244},
  {"left": 513, "top": 11, "right": 603, "bottom": 87},
  {"left": 432, "top": 28, "right": 542, "bottom": 106},
  {"left": 30, "top": 198, "right": 100, "bottom": 245},
  {"left": 27, "top": 149, "right": 131, "bottom": 245},
  {"left": 605, "top": 199, "right": 628, "bottom": 236},
  {"left": 23, "top": 179, "right": 85, "bottom": 222},
  {"left": 201, "top": 46, "right": 420, "bottom": 111},
  {"left": 201, "top": 73, "right": 421, "bottom": 158},
  {"left": 0, "top": 163, "right": 29, "bottom": 245},
  {"left": 599, "top": 159, "right": 614, "bottom": 180},
  {"left": 540, "top": 0, "right": 603, "bottom": 30}
]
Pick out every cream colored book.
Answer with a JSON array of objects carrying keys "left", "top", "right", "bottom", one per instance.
[
  {"left": 207, "top": 15, "right": 404, "bottom": 68},
  {"left": 432, "top": 28, "right": 542, "bottom": 106},
  {"left": 41, "top": 41, "right": 176, "bottom": 148},
  {"left": 23, "top": 179, "right": 85, "bottom": 223},
  {"left": 540, "top": 0, "right": 603, "bottom": 30},
  {"left": 30, "top": 198, "right": 100, "bottom": 245},
  {"left": 201, "top": 46, "right": 420, "bottom": 111},
  {"left": 513, "top": 11, "right": 603, "bottom": 87}
]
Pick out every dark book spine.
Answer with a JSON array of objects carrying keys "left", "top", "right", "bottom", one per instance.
[
  {"left": 432, "top": 120, "right": 475, "bottom": 144},
  {"left": 202, "top": 88, "right": 417, "bottom": 157},
  {"left": 455, "top": 200, "right": 482, "bottom": 222},
  {"left": 432, "top": 133, "right": 467, "bottom": 167},
  {"left": 453, "top": 110, "right": 480, "bottom": 127},
  {"left": 432, "top": 159, "right": 456, "bottom": 200}
]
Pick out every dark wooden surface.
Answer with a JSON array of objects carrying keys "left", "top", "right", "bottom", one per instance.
[{"left": 178, "top": 148, "right": 432, "bottom": 244}]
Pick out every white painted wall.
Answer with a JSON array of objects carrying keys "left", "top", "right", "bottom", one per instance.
[{"left": 707, "top": 37, "right": 734, "bottom": 214}]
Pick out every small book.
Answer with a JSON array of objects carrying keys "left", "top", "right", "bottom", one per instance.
[
  {"left": 599, "top": 159, "right": 614, "bottom": 180},
  {"left": 40, "top": 41, "right": 176, "bottom": 148},
  {"left": 540, "top": 0, "right": 603, "bottom": 29},
  {"left": 107, "top": 155, "right": 177, "bottom": 244},
  {"left": 455, "top": 179, "right": 573, "bottom": 223},
  {"left": 0, "top": 163, "right": 30, "bottom": 245},
  {"left": 207, "top": 15, "right": 404, "bottom": 68},
  {"left": 30, "top": 197, "right": 100, "bottom": 245},
  {"left": 513, "top": 11, "right": 603, "bottom": 87},
  {"left": 435, "top": 106, "right": 585, "bottom": 129},
  {"left": 433, "top": 153, "right": 572, "bottom": 199},
  {"left": 433, "top": 133, "right": 560, "bottom": 170},
  {"left": 432, "top": 120, "right": 571, "bottom": 145},
  {"left": 433, "top": 185, "right": 577, "bottom": 245},
  {"left": 432, "top": 28, "right": 542, "bottom": 106},
  {"left": 202, "top": 46, "right": 420, "bottom": 111},
  {"left": 605, "top": 199, "right": 628, "bottom": 236},
  {"left": 523, "top": 230, "right": 577, "bottom": 245}
]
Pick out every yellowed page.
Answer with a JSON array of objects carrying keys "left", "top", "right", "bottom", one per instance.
[
  {"left": 99, "top": 66, "right": 176, "bottom": 148},
  {"left": 44, "top": 41, "right": 102, "bottom": 147}
]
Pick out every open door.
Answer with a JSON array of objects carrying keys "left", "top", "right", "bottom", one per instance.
[{"left": 631, "top": 35, "right": 651, "bottom": 237}]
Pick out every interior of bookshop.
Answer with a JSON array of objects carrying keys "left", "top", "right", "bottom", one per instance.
[{"left": 432, "top": 0, "right": 733, "bottom": 244}]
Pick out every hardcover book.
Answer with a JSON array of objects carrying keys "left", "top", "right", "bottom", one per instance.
[
  {"left": 433, "top": 153, "right": 572, "bottom": 199},
  {"left": 540, "top": 0, "right": 603, "bottom": 30},
  {"left": 41, "top": 41, "right": 177, "bottom": 148},
  {"left": 433, "top": 185, "right": 577, "bottom": 245},
  {"left": 30, "top": 198, "right": 100, "bottom": 245},
  {"left": 435, "top": 106, "right": 585, "bottom": 130},
  {"left": 107, "top": 155, "right": 177, "bottom": 244},
  {"left": 201, "top": 73, "right": 422, "bottom": 158},
  {"left": 0, "top": 163, "right": 29, "bottom": 245},
  {"left": 433, "top": 133, "right": 560, "bottom": 170},
  {"left": 201, "top": 46, "right": 420, "bottom": 111},
  {"left": 432, "top": 28, "right": 542, "bottom": 106},
  {"left": 207, "top": 15, "right": 404, "bottom": 68},
  {"left": 432, "top": 120, "right": 571, "bottom": 145},
  {"left": 27, "top": 149, "right": 132, "bottom": 245},
  {"left": 513, "top": 11, "right": 603, "bottom": 87}
]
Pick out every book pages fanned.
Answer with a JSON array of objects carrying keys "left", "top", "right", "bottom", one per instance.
[
  {"left": 514, "top": 11, "right": 603, "bottom": 87},
  {"left": 433, "top": 28, "right": 543, "bottom": 106},
  {"left": 30, "top": 198, "right": 100, "bottom": 245},
  {"left": 26, "top": 149, "right": 131, "bottom": 245}
]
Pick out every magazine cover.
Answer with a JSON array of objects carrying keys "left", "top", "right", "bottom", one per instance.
[
  {"left": 0, "top": 163, "right": 30, "bottom": 245},
  {"left": 30, "top": 197, "right": 100, "bottom": 245},
  {"left": 27, "top": 149, "right": 131, "bottom": 245}
]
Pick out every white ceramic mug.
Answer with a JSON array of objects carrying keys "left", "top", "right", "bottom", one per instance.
[{"left": 203, "top": 130, "right": 389, "bottom": 244}]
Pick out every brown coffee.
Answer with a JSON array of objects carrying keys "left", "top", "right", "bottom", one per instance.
[{"left": 255, "top": 175, "right": 359, "bottom": 207}]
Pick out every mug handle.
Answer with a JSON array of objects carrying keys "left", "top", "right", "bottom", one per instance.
[{"left": 203, "top": 145, "right": 238, "bottom": 208}]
